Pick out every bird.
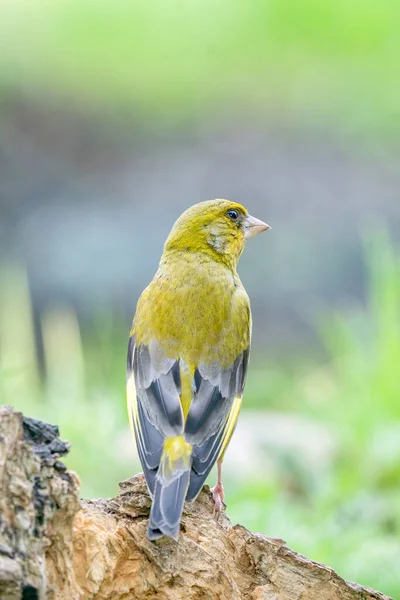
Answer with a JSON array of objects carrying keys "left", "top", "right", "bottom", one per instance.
[{"left": 126, "top": 199, "right": 270, "bottom": 541}]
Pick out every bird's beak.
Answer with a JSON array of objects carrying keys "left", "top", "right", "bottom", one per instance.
[{"left": 243, "top": 214, "right": 271, "bottom": 239}]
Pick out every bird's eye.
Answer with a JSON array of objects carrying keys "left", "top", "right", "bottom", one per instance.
[{"left": 226, "top": 209, "right": 239, "bottom": 221}]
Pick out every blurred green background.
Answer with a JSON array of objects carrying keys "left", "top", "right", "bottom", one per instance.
[{"left": 1, "top": 0, "right": 400, "bottom": 597}]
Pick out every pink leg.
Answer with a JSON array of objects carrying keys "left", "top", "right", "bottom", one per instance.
[{"left": 210, "top": 460, "right": 225, "bottom": 520}]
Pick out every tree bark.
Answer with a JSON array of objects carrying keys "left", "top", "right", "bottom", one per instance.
[{"left": 0, "top": 405, "right": 393, "bottom": 600}]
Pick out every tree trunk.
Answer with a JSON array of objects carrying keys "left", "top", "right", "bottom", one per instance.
[{"left": 0, "top": 405, "right": 393, "bottom": 600}]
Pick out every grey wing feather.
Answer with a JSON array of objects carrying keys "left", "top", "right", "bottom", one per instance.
[
  {"left": 184, "top": 347, "right": 250, "bottom": 501},
  {"left": 128, "top": 334, "right": 250, "bottom": 504},
  {"left": 127, "top": 337, "right": 184, "bottom": 495}
]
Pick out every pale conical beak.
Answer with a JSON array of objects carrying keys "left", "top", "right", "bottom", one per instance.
[{"left": 243, "top": 214, "right": 271, "bottom": 239}]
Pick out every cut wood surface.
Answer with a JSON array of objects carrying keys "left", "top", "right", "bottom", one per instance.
[{"left": 0, "top": 405, "right": 393, "bottom": 600}]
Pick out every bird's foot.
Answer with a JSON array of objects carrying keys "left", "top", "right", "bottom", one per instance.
[{"left": 210, "top": 482, "right": 225, "bottom": 520}]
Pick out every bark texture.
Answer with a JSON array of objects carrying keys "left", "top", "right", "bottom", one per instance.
[{"left": 0, "top": 405, "right": 393, "bottom": 600}]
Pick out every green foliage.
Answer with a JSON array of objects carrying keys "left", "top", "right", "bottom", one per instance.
[
  {"left": 0, "top": 0, "right": 399, "bottom": 137},
  {"left": 1, "top": 232, "right": 400, "bottom": 596}
]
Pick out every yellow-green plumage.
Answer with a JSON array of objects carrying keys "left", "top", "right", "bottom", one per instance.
[
  {"left": 132, "top": 201, "right": 251, "bottom": 368},
  {"left": 127, "top": 199, "right": 269, "bottom": 541},
  {"left": 133, "top": 251, "right": 250, "bottom": 369}
]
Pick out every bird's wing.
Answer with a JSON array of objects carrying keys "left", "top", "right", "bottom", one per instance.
[
  {"left": 127, "top": 336, "right": 184, "bottom": 495},
  {"left": 127, "top": 286, "right": 251, "bottom": 501},
  {"left": 184, "top": 346, "right": 250, "bottom": 501}
]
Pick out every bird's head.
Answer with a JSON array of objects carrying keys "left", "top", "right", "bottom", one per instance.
[{"left": 164, "top": 199, "right": 270, "bottom": 268}]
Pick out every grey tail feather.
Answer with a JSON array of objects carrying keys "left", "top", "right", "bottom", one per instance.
[{"left": 147, "top": 470, "right": 190, "bottom": 541}]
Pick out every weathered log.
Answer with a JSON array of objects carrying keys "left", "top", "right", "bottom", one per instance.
[{"left": 0, "top": 405, "right": 393, "bottom": 600}]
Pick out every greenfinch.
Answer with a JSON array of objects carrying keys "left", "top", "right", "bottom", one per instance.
[{"left": 127, "top": 199, "right": 270, "bottom": 541}]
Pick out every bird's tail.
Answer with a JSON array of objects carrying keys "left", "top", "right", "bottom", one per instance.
[{"left": 147, "top": 435, "right": 192, "bottom": 541}]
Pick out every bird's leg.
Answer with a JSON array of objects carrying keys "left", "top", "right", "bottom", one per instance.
[{"left": 211, "top": 459, "right": 225, "bottom": 519}]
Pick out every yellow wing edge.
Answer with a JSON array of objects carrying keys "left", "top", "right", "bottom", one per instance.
[{"left": 218, "top": 395, "right": 242, "bottom": 461}]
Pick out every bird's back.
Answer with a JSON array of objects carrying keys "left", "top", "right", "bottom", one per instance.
[{"left": 132, "top": 250, "right": 251, "bottom": 371}]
